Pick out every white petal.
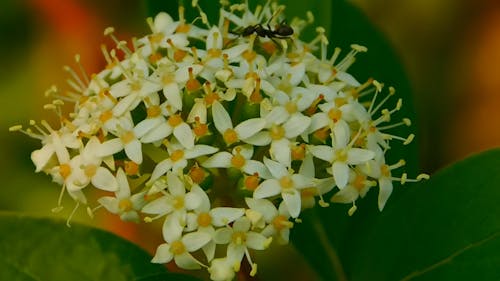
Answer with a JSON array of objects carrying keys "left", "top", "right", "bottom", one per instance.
[
  {"left": 173, "top": 123, "right": 194, "bottom": 149},
  {"left": 151, "top": 243, "right": 173, "bottom": 263},
  {"left": 174, "top": 253, "right": 200, "bottom": 270},
  {"left": 113, "top": 94, "right": 139, "bottom": 116},
  {"left": 91, "top": 167, "right": 118, "bottom": 191},
  {"left": 378, "top": 178, "right": 393, "bottom": 211},
  {"left": 291, "top": 174, "right": 314, "bottom": 189},
  {"left": 227, "top": 244, "right": 245, "bottom": 265},
  {"left": 31, "top": 145, "right": 55, "bottom": 172},
  {"left": 337, "top": 71, "right": 361, "bottom": 86},
  {"left": 164, "top": 83, "right": 182, "bottom": 111},
  {"left": 142, "top": 197, "right": 172, "bottom": 215},
  {"left": 242, "top": 131, "right": 272, "bottom": 146},
  {"left": 140, "top": 123, "right": 172, "bottom": 143},
  {"left": 185, "top": 145, "right": 219, "bottom": 159},
  {"left": 333, "top": 120, "right": 350, "bottom": 148},
  {"left": 235, "top": 118, "right": 266, "bottom": 140},
  {"left": 134, "top": 118, "right": 162, "bottom": 138},
  {"left": 270, "top": 139, "right": 291, "bottom": 167},
  {"left": 254, "top": 179, "right": 281, "bottom": 199},
  {"left": 242, "top": 160, "right": 271, "bottom": 179},
  {"left": 97, "top": 138, "right": 123, "bottom": 157},
  {"left": 283, "top": 115, "right": 310, "bottom": 138},
  {"left": 308, "top": 113, "right": 329, "bottom": 134},
  {"left": 98, "top": 196, "right": 119, "bottom": 213},
  {"left": 289, "top": 63, "right": 305, "bottom": 86},
  {"left": 214, "top": 228, "right": 232, "bottom": 244},
  {"left": 167, "top": 172, "right": 185, "bottom": 196},
  {"left": 282, "top": 190, "right": 301, "bottom": 218},
  {"left": 210, "top": 207, "right": 245, "bottom": 227},
  {"left": 263, "top": 157, "right": 288, "bottom": 178},
  {"left": 202, "top": 152, "right": 232, "bottom": 168},
  {"left": 264, "top": 106, "right": 288, "bottom": 126},
  {"left": 333, "top": 161, "right": 350, "bottom": 189},
  {"left": 347, "top": 148, "right": 375, "bottom": 165},
  {"left": 331, "top": 186, "right": 359, "bottom": 203},
  {"left": 309, "top": 145, "right": 334, "bottom": 162},
  {"left": 185, "top": 192, "right": 202, "bottom": 210},
  {"left": 212, "top": 101, "right": 233, "bottom": 134},
  {"left": 183, "top": 231, "right": 212, "bottom": 252},
  {"left": 124, "top": 139, "right": 143, "bottom": 164},
  {"left": 162, "top": 215, "right": 183, "bottom": 243},
  {"left": 149, "top": 159, "right": 173, "bottom": 184},
  {"left": 246, "top": 232, "right": 270, "bottom": 250},
  {"left": 245, "top": 198, "right": 277, "bottom": 222}
]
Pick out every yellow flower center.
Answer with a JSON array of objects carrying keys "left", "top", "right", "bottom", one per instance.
[
  {"left": 279, "top": 176, "right": 294, "bottom": 190},
  {"left": 170, "top": 240, "right": 186, "bottom": 255},
  {"left": 168, "top": 114, "right": 183, "bottom": 127},
  {"left": 173, "top": 196, "right": 185, "bottom": 210},
  {"left": 170, "top": 150, "right": 185, "bottom": 162},
  {"left": 270, "top": 125, "right": 285, "bottom": 140},
  {"left": 120, "top": 131, "right": 136, "bottom": 145},
  {"left": 223, "top": 128, "right": 238, "bottom": 145},
  {"left": 147, "top": 105, "right": 162, "bottom": 118},
  {"left": 119, "top": 198, "right": 133, "bottom": 211},
  {"left": 84, "top": 164, "right": 97, "bottom": 178},
  {"left": 197, "top": 212, "right": 212, "bottom": 227},
  {"left": 59, "top": 164, "right": 71, "bottom": 179},
  {"left": 231, "top": 231, "right": 247, "bottom": 245}
]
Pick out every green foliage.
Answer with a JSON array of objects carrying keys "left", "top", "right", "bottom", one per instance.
[
  {"left": 0, "top": 214, "right": 200, "bottom": 281},
  {"left": 294, "top": 149, "right": 500, "bottom": 281}
]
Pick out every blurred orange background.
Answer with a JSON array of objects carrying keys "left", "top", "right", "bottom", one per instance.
[{"left": 1, "top": 0, "right": 499, "bottom": 279}]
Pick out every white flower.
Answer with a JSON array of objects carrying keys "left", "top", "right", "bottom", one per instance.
[
  {"left": 147, "top": 141, "right": 218, "bottom": 185},
  {"left": 211, "top": 100, "right": 266, "bottom": 145},
  {"left": 202, "top": 144, "right": 270, "bottom": 178},
  {"left": 186, "top": 185, "right": 245, "bottom": 261},
  {"left": 245, "top": 198, "right": 293, "bottom": 244},
  {"left": 253, "top": 157, "right": 314, "bottom": 218},
  {"left": 214, "top": 216, "right": 272, "bottom": 274},
  {"left": 98, "top": 168, "right": 146, "bottom": 221},
  {"left": 309, "top": 130, "right": 375, "bottom": 190},
  {"left": 151, "top": 225, "right": 211, "bottom": 269},
  {"left": 208, "top": 258, "right": 236, "bottom": 281}
]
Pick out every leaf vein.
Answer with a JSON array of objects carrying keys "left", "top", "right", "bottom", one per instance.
[{"left": 399, "top": 231, "right": 500, "bottom": 281}]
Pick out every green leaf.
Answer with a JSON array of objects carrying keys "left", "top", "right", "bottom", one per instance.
[
  {"left": 0, "top": 214, "right": 201, "bottom": 281},
  {"left": 341, "top": 148, "right": 500, "bottom": 281},
  {"left": 290, "top": 0, "right": 420, "bottom": 280},
  {"left": 294, "top": 149, "right": 500, "bottom": 281}
]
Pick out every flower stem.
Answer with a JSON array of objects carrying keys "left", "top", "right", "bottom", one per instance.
[{"left": 311, "top": 215, "right": 348, "bottom": 281}]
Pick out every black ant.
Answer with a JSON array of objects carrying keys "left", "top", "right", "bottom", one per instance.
[{"left": 239, "top": 19, "right": 294, "bottom": 39}]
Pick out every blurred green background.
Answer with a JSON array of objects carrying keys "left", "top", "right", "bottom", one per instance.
[{"left": 1, "top": 0, "right": 500, "bottom": 279}]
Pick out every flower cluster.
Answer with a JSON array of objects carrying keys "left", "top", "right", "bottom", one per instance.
[{"left": 11, "top": 1, "right": 428, "bottom": 280}]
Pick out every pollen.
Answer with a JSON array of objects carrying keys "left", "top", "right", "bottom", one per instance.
[
  {"left": 173, "top": 196, "right": 185, "bottom": 210},
  {"left": 223, "top": 128, "right": 238, "bottom": 145},
  {"left": 231, "top": 150, "right": 246, "bottom": 169},
  {"left": 197, "top": 212, "right": 212, "bottom": 227},
  {"left": 335, "top": 149, "right": 348, "bottom": 162},
  {"left": 121, "top": 131, "right": 136, "bottom": 144},
  {"left": 244, "top": 173, "right": 260, "bottom": 191},
  {"left": 279, "top": 176, "right": 294, "bottom": 190},
  {"left": 99, "top": 110, "right": 113, "bottom": 123},
  {"left": 170, "top": 149, "right": 185, "bottom": 162},
  {"left": 270, "top": 125, "right": 285, "bottom": 140},
  {"left": 242, "top": 49, "right": 256, "bottom": 62},
  {"left": 285, "top": 101, "right": 297, "bottom": 114},
  {"left": 174, "top": 49, "right": 187, "bottom": 62},
  {"left": 59, "top": 164, "right": 72, "bottom": 179},
  {"left": 193, "top": 118, "right": 209, "bottom": 137},
  {"left": 272, "top": 215, "right": 292, "bottom": 231},
  {"left": 189, "top": 165, "right": 205, "bottom": 184},
  {"left": 119, "top": 198, "right": 133, "bottom": 211},
  {"left": 124, "top": 160, "right": 139, "bottom": 175},
  {"left": 84, "top": 164, "right": 97, "bottom": 178},
  {"left": 162, "top": 73, "right": 175, "bottom": 85},
  {"left": 231, "top": 231, "right": 247, "bottom": 245},
  {"left": 168, "top": 114, "right": 183, "bottom": 127},
  {"left": 291, "top": 143, "right": 306, "bottom": 160},
  {"left": 170, "top": 240, "right": 186, "bottom": 255},
  {"left": 328, "top": 108, "right": 342, "bottom": 123},
  {"left": 353, "top": 173, "right": 366, "bottom": 192},
  {"left": 147, "top": 105, "right": 162, "bottom": 118},
  {"left": 186, "top": 67, "right": 201, "bottom": 92}
]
